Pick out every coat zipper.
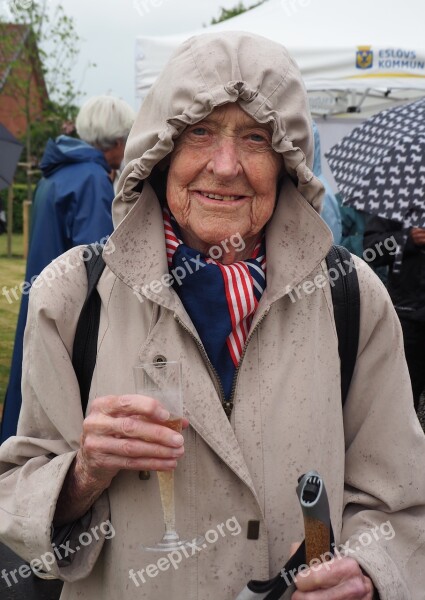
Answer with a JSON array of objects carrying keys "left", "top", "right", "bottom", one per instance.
[
  {"left": 173, "top": 314, "right": 227, "bottom": 405},
  {"left": 227, "top": 308, "right": 270, "bottom": 414},
  {"left": 174, "top": 308, "right": 270, "bottom": 419}
]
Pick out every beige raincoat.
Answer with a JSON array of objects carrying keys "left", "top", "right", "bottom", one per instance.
[{"left": 1, "top": 32, "right": 424, "bottom": 600}]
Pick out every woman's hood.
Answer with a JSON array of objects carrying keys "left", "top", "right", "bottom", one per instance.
[{"left": 113, "top": 31, "right": 324, "bottom": 227}]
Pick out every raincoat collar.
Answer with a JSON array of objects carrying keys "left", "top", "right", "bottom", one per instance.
[{"left": 103, "top": 178, "right": 332, "bottom": 315}]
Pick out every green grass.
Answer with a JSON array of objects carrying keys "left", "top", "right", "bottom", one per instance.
[{"left": 0, "top": 234, "right": 26, "bottom": 420}]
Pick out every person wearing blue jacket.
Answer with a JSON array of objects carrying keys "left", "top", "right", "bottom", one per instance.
[
  {"left": 0, "top": 96, "right": 135, "bottom": 443},
  {"left": 312, "top": 121, "right": 342, "bottom": 244}
]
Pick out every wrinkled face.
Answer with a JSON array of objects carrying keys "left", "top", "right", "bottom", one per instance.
[{"left": 166, "top": 103, "right": 282, "bottom": 262}]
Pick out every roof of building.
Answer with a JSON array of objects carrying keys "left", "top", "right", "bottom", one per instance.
[{"left": 0, "top": 22, "right": 48, "bottom": 99}]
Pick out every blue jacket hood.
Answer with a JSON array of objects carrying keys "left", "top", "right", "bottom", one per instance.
[
  {"left": 40, "top": 135, "right": 110, "bottom": 177},
  {"left": 312, "top": 122, "right": 323, "bottom": 177},
  {"left": 312, "top": 122, "right": 342, "bottom": 243}
]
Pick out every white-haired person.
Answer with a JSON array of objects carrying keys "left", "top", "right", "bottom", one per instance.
[{"left": 0, "top": 95, "right": 135, "bottom": 444}]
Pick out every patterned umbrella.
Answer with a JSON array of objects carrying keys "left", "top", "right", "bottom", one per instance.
[
  {"left": 325, "top": 97, "right": 425, "bottom": 228},
  {"left": 0, "top": 123, "right": 23, "bottom": 192}
]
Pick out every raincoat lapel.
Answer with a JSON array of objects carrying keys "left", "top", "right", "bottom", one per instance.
[
  {"left": 186, "top": 366, "right": 263, "bottom": 508},
  {"left": 104, "top": 182, "right": 176, "bottom": 310},
  {"left": 265, "top": 178, "right": 333, "bottom": 305}
]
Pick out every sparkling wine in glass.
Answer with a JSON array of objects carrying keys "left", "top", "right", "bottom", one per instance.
[{"left": 134, "top": 361, "right": 191, "bottom": 552}]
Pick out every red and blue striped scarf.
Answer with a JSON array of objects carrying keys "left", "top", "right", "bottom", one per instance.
[{"left": 164, "top": 208, "right": 266, "bottom": 400}]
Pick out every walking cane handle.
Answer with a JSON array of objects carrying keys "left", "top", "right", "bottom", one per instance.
[{"left": 296, "top": 471, "right": 331, "bottom": 565}]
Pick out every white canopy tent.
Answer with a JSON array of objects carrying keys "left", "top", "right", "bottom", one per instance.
[
  {"left": 136, "top": 0, "right": 425, "bottom": 117},
  {"left": 135, "top": 0, "right": 425, "bottom": 188}
]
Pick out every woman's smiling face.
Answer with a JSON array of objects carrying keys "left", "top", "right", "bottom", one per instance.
[{"left": 166, "top": 103, "right": 282, "bottom": 263}]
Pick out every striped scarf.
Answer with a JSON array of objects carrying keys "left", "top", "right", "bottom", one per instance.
[{"left": 164, "top": 208, "right": 266, "bottom": 400}]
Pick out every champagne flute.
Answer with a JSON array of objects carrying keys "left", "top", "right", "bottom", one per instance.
[{"left": 134, "top": 361, "right": 190, "bottom": 552}]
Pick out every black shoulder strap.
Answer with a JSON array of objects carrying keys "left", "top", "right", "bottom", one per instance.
[
  {"left": 72, "top": 244, "right": 106, "bottom": 416},
  {"left": 326, "top": 245, "right": 360, "bottom": 406}
]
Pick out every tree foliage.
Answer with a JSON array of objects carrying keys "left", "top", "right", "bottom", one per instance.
[
  {"left": 0, "top": 0, "right": 90, "bottom": 164},
  {"left": 211, "top": 0, "right": 268, "bottom": 24}
]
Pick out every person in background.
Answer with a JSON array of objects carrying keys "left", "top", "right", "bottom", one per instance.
[
  {"left": 337, "top": 195, "right": 364, "bottom": 256},
  {"left": 312, "top": 121, "right": 342, "bottom": 244},
  {"left": 364, "top": 215, "right": 425, "bottom": 411},
  {"left": 0, "top": 95, "right": 135, "bottom": 443},
  {"left": 337, "top": 196, "right": 388, "bottom": 284}
]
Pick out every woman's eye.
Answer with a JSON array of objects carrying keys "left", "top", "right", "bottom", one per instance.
[
  {"left": 249, "top": 133, "right": 268, "bottom": 143},
  {"left": 191, "top": 127, "right": 208, "bottom": 136}
]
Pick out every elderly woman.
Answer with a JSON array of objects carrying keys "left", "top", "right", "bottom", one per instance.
[{"left": 0, "top": 33, "right": 424, "bottom": 600}]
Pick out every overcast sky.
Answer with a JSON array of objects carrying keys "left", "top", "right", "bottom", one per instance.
[{"left": 54, "top": 0, "right": 241, "bottom": 109}]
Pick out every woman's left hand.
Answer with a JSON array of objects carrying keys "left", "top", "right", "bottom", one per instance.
[{"left": 292, "top": 557, "right": 375, "bottom": 599}]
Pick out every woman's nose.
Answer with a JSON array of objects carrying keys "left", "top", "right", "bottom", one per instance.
[{"left": 206, "top": 137, "right": 243, "bottom": 179}]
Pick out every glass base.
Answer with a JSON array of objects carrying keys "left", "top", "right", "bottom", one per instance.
[{"left": 142, "top": 531, "right": 205, "bottom": 552}]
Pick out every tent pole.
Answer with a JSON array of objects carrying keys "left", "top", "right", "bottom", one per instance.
[{"left": 7, "top": 184, "right": 13, "bottom": 258}]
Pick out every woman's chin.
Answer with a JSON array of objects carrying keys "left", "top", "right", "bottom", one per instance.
[{"left": 194, "top": 230, "right": 245, "bottom": 250}]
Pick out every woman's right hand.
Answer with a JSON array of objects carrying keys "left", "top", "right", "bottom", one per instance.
[
  {"left": 76, "top": 394, "right": 187, "bottom": 488},
  {"left": 54, "top": 395, "right": 186, "bottom": 525}
]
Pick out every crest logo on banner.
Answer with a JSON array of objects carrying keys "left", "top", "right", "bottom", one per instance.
[{"left": 356, "top": 46, "right": 373, "bottom": 69}]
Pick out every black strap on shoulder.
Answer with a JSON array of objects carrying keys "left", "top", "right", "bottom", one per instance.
[
  {"left": 72, "top": 244, "right": 106, "bottom": 416},
  {"left": 326, "top": 245, "right": 360, "bottom": 406}
]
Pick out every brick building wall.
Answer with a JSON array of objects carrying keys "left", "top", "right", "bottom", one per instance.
[{"left": 0, "top": 24, "right": 48, "bottom": 140}]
